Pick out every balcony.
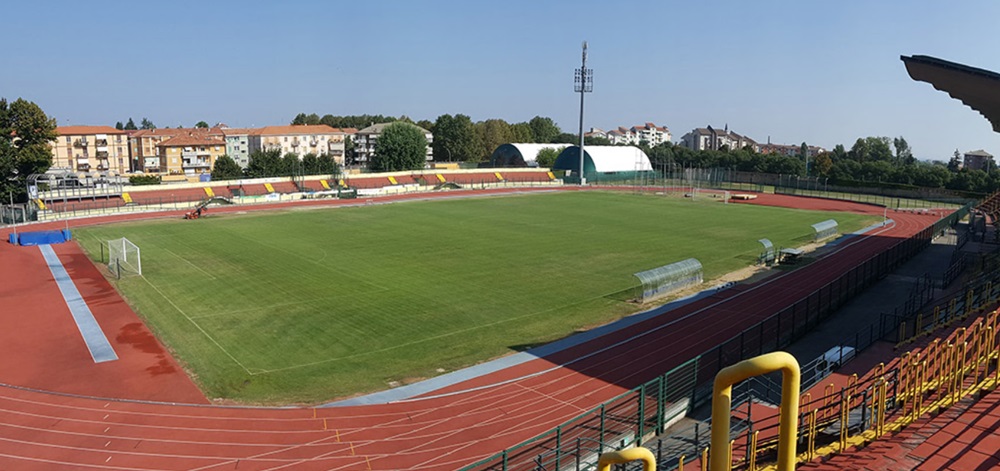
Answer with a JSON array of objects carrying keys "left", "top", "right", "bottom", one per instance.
[
  {"left": 95, "top": 139, "right": 108, "bottom": 147},
  {"left": 96, "top": 150, "right": 109, "bottom": 158},
  {"left": 97, "top": 163, "right": 110, "bottom": 171},
  {"left": 182, "top": 150, "right": 211, "bottom": 159},
  {"left": 77, "top": 163, "right": 91, "bottom": 171},
  {"left": 309, "top": 140, "right": 318, "bottom": 146},
  {"left": 73, "top": 139, "right": 88, "bottom": 147},
  {"left": 290, "top": 140, "right": 300, "bottom": 147},
  {"left": 182, "top": 160, "right": 211, "bottom": 169}
]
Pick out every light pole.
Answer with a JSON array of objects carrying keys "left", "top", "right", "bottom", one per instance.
[{"left": 574, "top": 41, "right": 593, "bottom": 185}]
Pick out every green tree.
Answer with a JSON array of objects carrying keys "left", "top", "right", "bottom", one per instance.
[
  {"left": 344, "top": 136, "right": 356, "bottom": 165},
  {"left": 535, "top": 147, "right": 561, "bottom": 168},
  {"left": 140, "top": 118, "right": 156, "bottom": 130},
  {"left": 948, "top": 149, "right": 962, "bottom": 172},
  {"left": 416, "top": 119, "right": 435, "bottom": 134},
  {"left": 115, "top": 121, "right": 124, "bottom": 130},
  {"left": 370, "top": 122, "right": 428, "bottom": 172},
  {"left": 211, "top": 155, "right": 243, "bottom": 180},
  {"left": 474, "top": 119, "right": 514, "bottom": 162},
  {"left": 316, "top": 153, "right": 340, "bottom": 176},
  {"left": 292, "top": 113, "right": 321, "bottom": 125},
  {"left": 528, "top": 116, "right": 561, "bottom": 143},
  {"left": 281, "top": 153, "right": 301, "bottom": 177},
  {"left": 893, "top": 136, "right": 913, "bottom": 164},
  {"left": 245, "top": 149, "right": 283, "bottom": 178},
  {"left": 813, "top": 152, "right": 834, "bottom": 177},
  {"left": 124, "top": 117, "right": 138, "bottom": 130},
  {"left": 195, "top": 121, "right": 209, "bottom": 129},
  {"left": 432, "top": 114, "right": 476, "bottom": 162},
  {"left": 0, "top": 98, "right": 57, "bottom": 202},
  {"left": 511, "top": 122, "right": 534, "bottom": 142},
  {"left": 301, "top": 153, "right": 319, "bottom": 175}
]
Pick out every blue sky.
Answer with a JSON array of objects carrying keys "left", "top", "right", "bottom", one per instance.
[{"left": 3, "top": 1, "right": 1000, "bottom": 161}]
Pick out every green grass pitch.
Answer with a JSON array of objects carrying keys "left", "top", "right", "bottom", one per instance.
[{"left": 75, "top": 191, "right": 877, "bottom": 404}]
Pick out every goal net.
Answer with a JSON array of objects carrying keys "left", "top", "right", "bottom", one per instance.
[{"left": 108, "top": 237, "right": 142, "bottom": 276}]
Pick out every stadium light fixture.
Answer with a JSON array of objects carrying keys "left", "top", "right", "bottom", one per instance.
[{"left": 574, "top": 41, "right": 593, "bottom": 185}]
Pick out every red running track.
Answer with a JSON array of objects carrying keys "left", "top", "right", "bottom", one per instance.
[{"left": 0, "top": 189, "right": 945, "bottom": 470}]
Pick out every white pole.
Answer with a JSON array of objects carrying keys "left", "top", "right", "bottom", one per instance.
[{"left": 9, "top": 192, "right": 16, "bottom": 240}]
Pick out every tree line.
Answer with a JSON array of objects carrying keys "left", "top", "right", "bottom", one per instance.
[
  {"left": 2, "top": 96, "right": 998, "bottom": 204},
  {"left": 633, "top": 136, "right": 998, "bottom": 194},
  {"left": 211, "top": 150, "right": 340, "bottom": 181}
]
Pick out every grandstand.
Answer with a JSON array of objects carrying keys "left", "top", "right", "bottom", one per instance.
[{"left": 21, "top": 168, "right": 559, "bottom": 220}]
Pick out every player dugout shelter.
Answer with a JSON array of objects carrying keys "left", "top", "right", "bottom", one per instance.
[
  {"left": 551, "top": 145, "right": 653, "bottom": 182},
  {"left": 486, "top": 143, "right": 568, "bottom": 167}
]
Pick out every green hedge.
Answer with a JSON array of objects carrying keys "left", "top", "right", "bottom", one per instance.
[{"left": 129, "top": 175, "right": 162, "bottom": 186}]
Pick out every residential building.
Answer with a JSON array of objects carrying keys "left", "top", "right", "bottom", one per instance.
[
  {"left": 248, "top": 125, "right": 351, "bottom": 165},
  {"left": 964, "top": 149, "right": 994, "bottom": 171},
  {"left": 155, "top": 134, "right": 227, "bottom": 175},
  {"left": 758, "top": 143, "right": 827, "bottom": 158},
  {"left": 606, "top": 123, "right": 671, "bottom": 146},
  {"left": 51, "top": 126, "right": 130, "bottom": 174},
  {"left": 220, "top": 128, "right": 258, "bottom": 168},
  {"left": 585, "top": 127, "right": 608, "bottom": 140},
  {"left": 680, "top": 126, "right": 759, "bottom": 152},
  {"left": 131, "top": 127, "right": 222, "bottom": 173},
  {"left": 353, "top": 122, "right": 433, "bottom": 166}
]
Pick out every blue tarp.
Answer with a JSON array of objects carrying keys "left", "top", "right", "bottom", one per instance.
[{"left": 10, "top": 229, "right": 71, "bottom": 246}]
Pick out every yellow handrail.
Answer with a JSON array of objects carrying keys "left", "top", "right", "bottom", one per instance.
[
  {"left": 711, "top": 352, "right": 800, "bottom": 471},
  {"left": 596, "top": 447, "right": 656, "bottom": 471}
]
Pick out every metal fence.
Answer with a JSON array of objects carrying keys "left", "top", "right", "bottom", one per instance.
[
  {"left": 459, "top": 203, "right": 970, "bottom": 471},
  {"left": 587, "top": 167, "right": 975, "bottom": 210},
  {"left": 27, "top": 177, "right": 562, "bottom": 221}
]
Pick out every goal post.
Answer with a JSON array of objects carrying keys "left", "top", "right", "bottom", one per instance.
[{"left": 108, "top": 237, "right": 142, "bottom": 276}]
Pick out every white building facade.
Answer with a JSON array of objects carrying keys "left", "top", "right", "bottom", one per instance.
[
  {"left": 607, "top": 123, "right": 671, "bottom": 146},
  {"left": 248, "top": 125, "right": 351, "bottom": 164},
  {"left": 353, "top": 122, "right": 433, "bottom": 166}
]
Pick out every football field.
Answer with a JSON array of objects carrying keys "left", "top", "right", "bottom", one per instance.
[{"left": 75, "top": 191, "right": 877, "bottom": 404}]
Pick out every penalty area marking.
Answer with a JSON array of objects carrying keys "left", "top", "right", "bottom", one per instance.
[{"left": 140, "top": 276, "right": 253, "bottom": 375}]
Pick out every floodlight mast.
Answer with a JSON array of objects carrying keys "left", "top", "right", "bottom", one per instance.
[{"left": 574, "top": 41, "right": 593, "bottom": 185}]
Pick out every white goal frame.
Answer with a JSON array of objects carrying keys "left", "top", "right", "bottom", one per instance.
[{"left": 108, "top": 237, "right": 142, "bottom": 276}]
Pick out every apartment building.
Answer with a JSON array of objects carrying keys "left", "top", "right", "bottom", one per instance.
[
  {"left": 353, "top": 122, "right": 433, "bottom": 166},
  {"left": 680, "top": 126, "right": 759, "bottom": 152},
  {"left": 220, "top": 128, "right": 257, "bottom": 168},
  {"left": 248, "top": 125, "right": 351, "bottom": 164},
  {"left": 51, "top": 126, "right": 130, "bottom": 174},
  {"left": 964, "top": 149, "right": 994, "bottom": 171},
  {"left": 155, "top": 134, "right": 227, "bottom": 175},
  {"left": 607, "top": 123, "right": 671, "bottom": 146},
  {"left": 758, "top": 143, "right": 827, "bottom": 158},
  {"left": 131, "top": 127, "right": 223, "bottom": 173}
]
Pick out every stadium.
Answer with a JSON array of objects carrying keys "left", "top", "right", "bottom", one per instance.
[{"left": 4, "top": 151, "right": 999, "bottom": 471}]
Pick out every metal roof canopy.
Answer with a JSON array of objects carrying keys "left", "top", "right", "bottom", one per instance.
[{"left": 902, "top": 54, "right": 1000, "bottom": 133}]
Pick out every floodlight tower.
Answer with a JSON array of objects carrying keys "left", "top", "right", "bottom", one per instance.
[{"left": 574, "top": 41, "right": 593, "bottom": 185}]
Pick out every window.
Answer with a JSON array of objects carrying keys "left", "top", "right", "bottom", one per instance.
[{"left": 66, "top": 136, "right": 72, "bottom": 143}]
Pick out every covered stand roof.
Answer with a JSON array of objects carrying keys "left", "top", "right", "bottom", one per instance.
[
  {"left": 551, "top": 145, "right": 653, "bottom": 174},
  {"left": 901, "top": 54, "right": 1000, "bottom": 132}
]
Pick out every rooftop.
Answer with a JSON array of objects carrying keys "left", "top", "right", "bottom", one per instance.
[{"left": 55, "top": 126, "right": 126, "bottom": 136}]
